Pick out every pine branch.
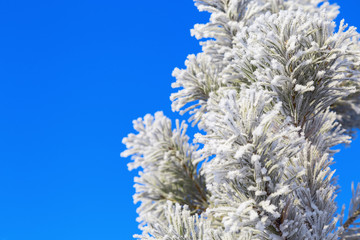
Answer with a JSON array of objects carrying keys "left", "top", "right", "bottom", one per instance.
[
  {"left": 343, "top": 209, "right": 360, "bottom": 230},
  {"left": 341, "top": 183, "right": 360, "bottom": 240},
  {"left": 122, "top": 0, "right": 360, "bottom": 238},
  {"left": 121, "top": 112, "right": 208, "bottom": 227}
]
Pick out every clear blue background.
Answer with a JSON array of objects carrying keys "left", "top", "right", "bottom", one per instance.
[{"left": 0, "top": 0, "right": 359, "bottom": 239}]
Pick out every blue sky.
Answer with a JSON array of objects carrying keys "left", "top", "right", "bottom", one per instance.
[{"left": 0, "top": 0, "right": 359, "bottom": 239}]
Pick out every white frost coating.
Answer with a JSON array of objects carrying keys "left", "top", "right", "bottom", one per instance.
[
  {"left": 122, "top": 0, "right": 360, "bottom": 239},
  {"left": 121, "top": 111, "right": 207, "bottom": 229}
]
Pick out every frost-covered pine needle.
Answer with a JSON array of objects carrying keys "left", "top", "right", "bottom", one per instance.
[{"left": 122, "top": 0, "right": 360, "bottom": 239}]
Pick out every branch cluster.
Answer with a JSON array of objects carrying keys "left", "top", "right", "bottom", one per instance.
[{"left": 122, "top": 0, "right": 360, "bottom": 239}]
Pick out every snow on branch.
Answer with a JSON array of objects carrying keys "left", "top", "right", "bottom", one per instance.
[
  {"left": 228, "top": 10, "right": 360, "bottom": 131},
  {"left": 122, "top": 0, "right": 360, "bottom": 239},
  {"left": 121, "top": 112, "right": 208, "bottom": 228}
]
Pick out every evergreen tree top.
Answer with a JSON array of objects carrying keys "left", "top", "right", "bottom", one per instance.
[{"left": 122, "top": 0, "right": 360, "bottom": 239}]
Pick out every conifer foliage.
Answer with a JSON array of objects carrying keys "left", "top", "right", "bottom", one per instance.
[{"left": 122, "top": 0, "right": 360, "bottom": 239}]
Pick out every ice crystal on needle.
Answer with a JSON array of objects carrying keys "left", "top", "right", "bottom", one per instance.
[{"left": 122, "top": 0, "right": 360, "bottom": 239}]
